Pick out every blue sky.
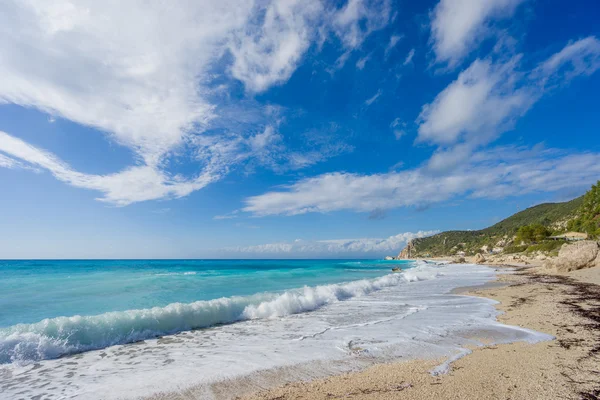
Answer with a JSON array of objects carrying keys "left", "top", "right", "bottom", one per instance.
[{"left": 0, "top": 0, "right": 599, "bottom": 259}]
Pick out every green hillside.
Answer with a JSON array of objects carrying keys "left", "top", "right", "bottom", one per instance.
[
  {"left": 406, "top": 195, "right": 584, "bottom": 257},
  {"left": 567, "top": 182, "right": 600, "bottom": 238}
]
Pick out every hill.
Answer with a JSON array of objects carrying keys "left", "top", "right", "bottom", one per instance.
[{"left": 400, "top": 195, "right": 584, "bottom": 258}]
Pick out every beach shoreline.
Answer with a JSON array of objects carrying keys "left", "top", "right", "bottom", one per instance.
[
  {"left": 233, "top": 264, "right": 600, "bottom": 400},
  {"left": 4, "top": 261, "right": 598, "bottom": 400}
]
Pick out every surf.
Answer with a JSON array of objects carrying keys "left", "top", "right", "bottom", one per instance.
[{"left": 0, "top": 264, "right": 441, "bottom": 364}]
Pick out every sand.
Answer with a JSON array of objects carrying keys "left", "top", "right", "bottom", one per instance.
[
  {"left": 240, "top": 266, "right": 600, "bottom": 400},
  {"left": 568, "top": 265, "right": 600, "bottom": 286}
]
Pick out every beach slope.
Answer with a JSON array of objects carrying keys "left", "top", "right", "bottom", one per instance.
[{"left": 241, "top": 267, "right": 600, "bottom": 400}]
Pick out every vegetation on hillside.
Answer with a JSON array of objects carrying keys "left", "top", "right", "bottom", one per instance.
[
  {"left": 514, "top": 224, "right": 551, "bottom": 245},
  {"left": 406, "top": 195, "right": 584, "bottom": 257},
  {"left": 568, "top": 181, "right": 600, "bottom": 239}
]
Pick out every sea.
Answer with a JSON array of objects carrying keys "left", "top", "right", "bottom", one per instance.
[{"left": 0, "top": 259, "right": 552, "bottom": 399}]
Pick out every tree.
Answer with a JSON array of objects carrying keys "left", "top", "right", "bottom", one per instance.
[
  {"left": 568, "top": 181, "right": 600, "bottom": 238},
  {"left": 515, "top": 224, "right": 550, "bottom": 244}
]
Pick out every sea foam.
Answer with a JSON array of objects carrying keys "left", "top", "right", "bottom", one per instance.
[
  {"left": 0, "top": 264, "right": 441, "bottom": 364},
  {"left": 1, "top": 263, "right": 556, "bottom": 400}
]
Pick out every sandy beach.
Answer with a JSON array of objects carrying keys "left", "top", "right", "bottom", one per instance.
[{"left": 238, "top": 265, "right": 600, "bottom": 400}]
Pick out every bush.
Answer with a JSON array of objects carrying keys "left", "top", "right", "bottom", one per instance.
[
  {"left": 504, "top": 244, "right": 528, "bottom": 254},
  {"left": 525, "top": 240, "right": 565, "bottom": 254},
  {"left": 515, "top": 224, "right": 551, "bottom": 245},
  {"left": 568, "top": 181, "right": 600, "bottom": 238}
]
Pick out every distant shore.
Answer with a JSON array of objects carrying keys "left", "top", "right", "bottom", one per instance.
[{"left": 237, "top": 264, "right": 600, "bottom": 400}]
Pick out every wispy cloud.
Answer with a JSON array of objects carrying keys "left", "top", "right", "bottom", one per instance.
[
  {"left": 242, "top": 146, "right": 600, "bottom": 216},
  {"left": 417, "top": 56, "right": 532, "bottom": 147},
  {"left": 533, "top": 36, "right": 600, "bottom": 87},
  {"left": 332, "top": 0, "right": 392, "bottom": 50},
  {"left": 417, "top": 36, "right": 600, "bottom": 170},
  {"left": 356, "top": 53, "right": 371, "bottom": 70},
  {"left": 0, "top": 131, "right": 221, "bottom": 205},
  {"left": 229, "top": 0, "right": 324, "bottom": 93},
  {"left": 390, "top": 118, "right": 407, "bottom": 140},
  {"left": 430, "top": 0, "right": 524, "bottom": 67},
  {"left": 364, "top": 89, "right": 382, "bottom": 106},
  {"left": 223, "top": 230, "right": 438, "bottom": 257},
  {"left": 0, "top": 0, "right": 391, "bottom": 206},
  {"left": 384, "top": 34, "right": 403, "bottom": 58},
  {"left": 0, "top": 153, "right": 19, "bottom": 169},
  {"left": 213, "top": 210, "right": 240, "bottom": 220},
  {"left": 403, "top": 48, "right": 415, "bottom": 65}
]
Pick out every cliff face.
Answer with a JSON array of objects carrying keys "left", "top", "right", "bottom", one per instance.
[{"left": 398, "top": 240, "right": 416, "bottom": 259}]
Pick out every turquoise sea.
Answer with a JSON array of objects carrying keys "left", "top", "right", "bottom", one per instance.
[
  {"left": 0, "top": 260, "right": 554, "bottom": 400},
  {"left": 0, "top": 259, "right": 411, "bottom": 363}
]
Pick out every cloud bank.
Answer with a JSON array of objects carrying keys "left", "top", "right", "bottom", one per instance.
[
  {"left": 243, "top": 146, "right": 600, "bottom": 216},
  {"left": 223, "top": 230, "right": 438, "bottom": 257}
]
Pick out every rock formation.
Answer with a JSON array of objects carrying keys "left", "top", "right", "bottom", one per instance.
[
  {"left": 398, "top": 240, "right": 415, "bottom": 259},
  {"left": 545, "top": 240, "right": 600, "bottom": 272},
  {"left": 474, "top": 253, "right": 486, "bottom": 264}
]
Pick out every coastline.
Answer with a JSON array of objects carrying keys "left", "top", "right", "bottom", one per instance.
[
  {"left": 237, "top": 264, "right": 600, "bottom": 400},
  {"left": 4, "top": 261, "right": 521, "bottom": 400},
  {"left": 4, "top": 261, "right": 598, "bottom": 399}
]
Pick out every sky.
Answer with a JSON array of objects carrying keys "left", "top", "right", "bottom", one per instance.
[{"left": 0, "top": 0, "right": 599, "bottom": 259}]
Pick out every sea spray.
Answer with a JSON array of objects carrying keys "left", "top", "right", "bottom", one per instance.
[{"left": 0, "top": 264, "right": 442, "bottom": 364}]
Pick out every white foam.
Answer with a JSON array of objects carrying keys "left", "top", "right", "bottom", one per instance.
[
  {"left": 0, "top": 265, "right": 440, "bottom": 364},
  {"left": 153, "top": 271, "right": 197, "bottom": 276},
  {"left": 430, "top": 348, "right": 472, "bottom": 376},
  {"left": 0, "top": 263, "right": 554, "bottom": 400}
]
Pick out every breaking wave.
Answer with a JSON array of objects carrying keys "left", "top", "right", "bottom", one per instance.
[{"left": 0, "top": 265, "right": 442, "bottom": 364}]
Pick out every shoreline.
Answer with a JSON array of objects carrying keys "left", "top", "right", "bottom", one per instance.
[
  {"left": 5, "top": 261, "right": 598, "bottom": 399},
  {"left": 236, "top": 264, "right": 600, "bottom": 400},
  {"left": 4, "top": 261, "right": 516, "bottom": 400}
]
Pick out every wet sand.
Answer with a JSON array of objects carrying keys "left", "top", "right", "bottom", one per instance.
[{"left": 240, "top": 267, "right": 600, "bottom": 400}]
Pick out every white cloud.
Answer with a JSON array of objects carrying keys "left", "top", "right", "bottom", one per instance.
[
  {"left": 0, "top": 130, "right": 222, "bottom": 205},
  {"left": 228, "top": 0, "right": 323, "bottom": 93},
  {"left": 0, "top": 0, "right": 390, "bottom": 206},
  {"left": 534, "top": 36, "right": 600, "bottom": 87},
  {"left": 0, "top": 153, "right": 19, "bottom": 169},
  {"left": 403, "top": 48, "right": 415, "bottom": 65},
  {"left": 384, "top": 34, "right": 403, "bottom": 57},
  {"left": 287, "top": 142, "right": 353, "bottom": 169},
  {"left": 0, "top": 125, "right": 297, "bottom": 205},
  {"left": 332, "top": 0, "right": 391, "bottom": 50},
  {"left": 242, "top": 146, "right": 600, "bottom": 216},
  {"left": 390, "top": 118, "right": 407, "bottom": 139},
  {"left": 430, "top": 0, "right": 524, "bottom": 67},
  {"left": 364, "top": 89, "right": 382, "bottom": 106},
  {"left": 418, "top": 57, "right": 532, "bottom": 146},
  {"left": 0, "top": 0, "right": 239, "bottom": 165},
  {"left": 326, "top": 0, "right": 392, "bottom": 72},
  {"left": 213, "top": 210, "right": 240, "bottom": 220},
  {"left": 225, "top": 230, "right": 438, "bottom": 256},
  {"left": 417, "top": 36, "right": 600, "bottom": 154},
  {"left": 356, "top": 53, "right": 371, "bottom": 69}
]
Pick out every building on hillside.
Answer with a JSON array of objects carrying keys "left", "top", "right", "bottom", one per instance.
[{"left": 548, "top": 232, "right": 588, "bottom": 241}]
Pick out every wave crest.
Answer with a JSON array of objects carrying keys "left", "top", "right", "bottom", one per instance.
[{"left": 0, "top": 265, "right": 441, "bottom": 364}]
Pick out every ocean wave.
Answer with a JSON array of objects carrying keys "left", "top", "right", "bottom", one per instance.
[
  {"left": 0, "top": 265, "right": 442, "bottom": 364},
  {"left": 153, "top": 271, "right": 197, "bottom": 276}
]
